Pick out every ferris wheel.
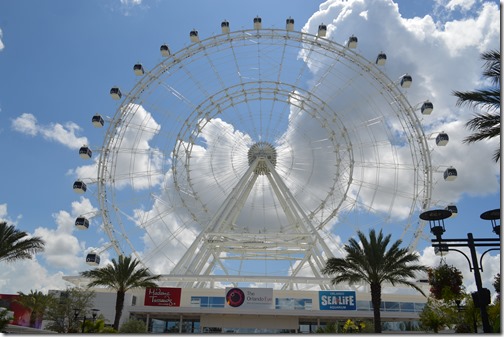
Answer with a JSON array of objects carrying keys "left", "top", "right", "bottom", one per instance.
[{"left": 72, "top": 17, "right": 455, "bottom": 289}]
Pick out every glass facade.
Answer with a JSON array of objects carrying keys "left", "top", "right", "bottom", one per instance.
[
  {"left": 190, "top": 296, "right": 225, "bottom": 308},
  {"left": 188, "top": 296, "right": 424, "bottom": 314},
  {"left": 149, "top": 318, "right": 201, "bottom": 333},
  {"left": 356, "top": 300, "right": 424, "bottom": 313},
  {"left": 275, "top": 298, "right": 313, "bottom": 310}
]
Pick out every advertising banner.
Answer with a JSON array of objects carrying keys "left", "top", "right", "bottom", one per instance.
[
  {"left": 144, "top": 287, "right": 181, "bottom": 306},
  {"left": 319, "top": 290, "right": 356, "bottom": 310},
  {"left": 225, "top": 287, "right": 273, "bottom": 309}
]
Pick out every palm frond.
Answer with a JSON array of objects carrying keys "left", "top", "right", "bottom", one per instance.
[{"left": 0, "top": 222, "right": 45, "bottom": 263}]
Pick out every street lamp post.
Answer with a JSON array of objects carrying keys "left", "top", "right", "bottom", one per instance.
[
  {"left": 420, "top": 208, "right": 500, "bottom": 334},
  {"left": 73, "top": 308, "right": 99, "bottom": 333}
]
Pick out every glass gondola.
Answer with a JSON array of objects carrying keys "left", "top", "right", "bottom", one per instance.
[
  {"left": 133, "top": 63, "right": 145, "bottom": 76},
  {"left": 79, "top": 146, "right": 92, "bottom": 159},
  {"left": 286, "top": 17, "right": 294, "bottom": 32},
  {"left": 376, "top": 52, "right": 387, "bottom": 65},
  {"left": 75, "top": 216, "right": 90, "bottom": 230},
  {"left": 445, "top": 204, "right": 458, "bottom": 217},
  {"left": 253, "top": 16, "right": 262, "bottom": 30},
  {"left": 91, "top": 114, "right": 104, "bottom": 128},
  {"left": 221, "top": 20, "right": 230, "bottom": 34},
  {"left": 318, "top": 24, "right": 327, "bottom": 37},
  {"left": 436, "top": 132, "right": 449, "bottom": 146},
  {"left": 400, "top": 74, "right": 412, "bottom": 88},
  {"left": 190, "top": 30, "right": 199, "bottom": 43},
  {"left": 347, "top": 35, "right": 358, "bottom": 48},
  {"left": 160, "top": 44, "right": 171, "bottom": 57},
  {"left": 86, "top": 253, "right": 100, "bottom": 266},
  {"left": 421, "top": 100, "right": 433, "bottom": 115},
  {"left": 110, "top": 87, "right": 122, "bottom": 100},
  {"left": 443, "top": 167, "right": 457, "bottom": 181},
  {"left": 73, "top": 180, "right": 87, "bottom": 194}
]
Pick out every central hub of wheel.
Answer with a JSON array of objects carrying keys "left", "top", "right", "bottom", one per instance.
[{"left": 248, "top": 142, "right": 277, "bottom": 175}]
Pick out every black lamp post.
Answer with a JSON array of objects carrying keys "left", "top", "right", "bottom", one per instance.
[
  {"left": 420, "top": 208, "right": 500, "bottom": 333},
  {"left": 73, "top": 308, "right": 99, "bottom": 333}
]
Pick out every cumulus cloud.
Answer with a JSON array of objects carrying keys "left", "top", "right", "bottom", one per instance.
[
  {"left": 0, "top": 28, "right": 4, "bottom": 51},
  {"left": 11, "top": 113, "right": 88, "bottom": 150},
  {"left": 0, "top": 199, "right": 104, "bottom": 293}
]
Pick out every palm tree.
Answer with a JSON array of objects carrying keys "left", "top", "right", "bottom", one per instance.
[
  {"left": 321, "top": 229, "right": 427, "bottom": 333},
  {"left": 453, "top": 50, "right": 500, "bottom": 162},
  {"left": 15, "top": 290, "right": 54, "bottom": 328},
  {"left": 0, "top": 222, "right": 45, "bottom": 263},
  {"left": 80, "top": 255, "right": 160, "bottom": 330}
]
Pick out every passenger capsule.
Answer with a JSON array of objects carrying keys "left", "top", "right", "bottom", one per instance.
[
  {"left": 286, "top": 17, "right": 294, "bottom": 31},
  {"left": 443, "top": 167, "right": 457, "bottom": 181},
  {"left": 73, "top": 180, "right": 87, "bottom": 194},
  {"left": 79, "top": 145, "right": 92, "bottom": 159},
  {"left": 86, "top": 253, "right": 100, "bottom": 266},
  {"left": 376, "top": 52, "right": 387, "bottom": 66},
  {"left": 110, "top": 87, "right": 122, "bottom": 100},
  {"left": 436, "top": 132, "right": 449, "bottom": 146},
  {"left": 347, "top": 35, "right": 358, "bottom": 48},
  {"left": 421, "top": 100, "right": 433, "bottom": 115},
  {"left": 400, "top": 74, "right": 412, "bottom": 88},
  {"left": 253, "top": 16, "right": 262, "bottom": 30},
  {"left": 133, "top": 63, "right": 144, "bottom": 76},
  {"left": 75, "top": 216, "right": 90, "bottom": 230},
  {"left": 445, "top": 204, "right": 458, "bottom": 217},
  {"left": 160, "top": 44, "right": 171, "bottom": 57},
  {"left": 91, "top": 114, "right": 104, "bottom": 128},
  {"left": 221, "top": 20, "right": 230, "bottom": 34},
  {"left": 318, "top": 24, "right": 327, "bottom": 37},
  {"left": 190, "top": 30, "right": 200, "bottom": 43}
]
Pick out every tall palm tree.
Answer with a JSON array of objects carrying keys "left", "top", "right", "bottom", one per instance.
[
  {"left": 321, "top": 229, "right": 427, "bottom": 333},
  {"left": 453, "top": 50, "right": 500, "bottom": 162},
  {"left": 0, "top": 222, "right": 45, "bottom": 263},
  {"left": 80, "top": 255, "right": 160, "bottom": 330}
]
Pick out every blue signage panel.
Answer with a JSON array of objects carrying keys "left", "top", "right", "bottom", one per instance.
[{"left": 319, "top": 291, "right": 356, "bottom": 310}]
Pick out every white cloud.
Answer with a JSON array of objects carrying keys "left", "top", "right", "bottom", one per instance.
[
  {"left": 11, "top": 113, "right": 38, "bottom": 136},
  {"left": 120, "top": 0, "right": 141, "bottom": 5},
  {"left": 0, "top": 28, "right": 4, "bottom": 51},
  {"left": 436, "top": 0, "right": 477, "bottom": 12},
  {"left": 0, "top": 259, "right": 70, "bottom": 294},
  {"left": 0, "top": 197, "right": 117, "bottom": 293},
  {"left": 32, "top": 197, "right": 98, "bottom": 272},
  {"left": 11, "top": 113, "right": 88, "bottom": 150},
  {"left": 0, "top": 203, "right": 8, "bottom": 220},
  {"left": 304, "top": 0, "right": 500, "bottom": 200}
]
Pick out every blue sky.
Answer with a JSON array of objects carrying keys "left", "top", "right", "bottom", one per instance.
[{"left": 0, "top": 0, "right": 500, "bottom": 295}]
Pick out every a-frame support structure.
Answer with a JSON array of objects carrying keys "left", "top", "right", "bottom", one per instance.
[{"left": 171, "top": 142, "right": 335, "bottom": 290}]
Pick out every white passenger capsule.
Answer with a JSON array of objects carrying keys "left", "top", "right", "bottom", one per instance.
[
  {"left": 286, "top": 17, "right": 294, "bottom": 31},
  {"left": 221, "top": 20, "right": 230, "bottom": 34},
  {"left": 318, "top": 24, "right": 327, "bottom": 37}
]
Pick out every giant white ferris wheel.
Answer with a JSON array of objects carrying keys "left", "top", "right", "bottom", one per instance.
[{"left": 71, "top": 17, "right": 456, "bottom": 290}]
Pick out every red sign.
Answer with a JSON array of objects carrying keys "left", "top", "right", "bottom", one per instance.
[{"left": 144, "top": 287, "right": 181, "bottom": 306}]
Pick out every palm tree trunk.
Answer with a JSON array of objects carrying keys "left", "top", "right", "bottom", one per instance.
[
  {"left": 113, "top": 291, "right": 125, "bottom": 331},
  {"left": 370, "top": 282, "right": 382, "bottom": 333}
]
